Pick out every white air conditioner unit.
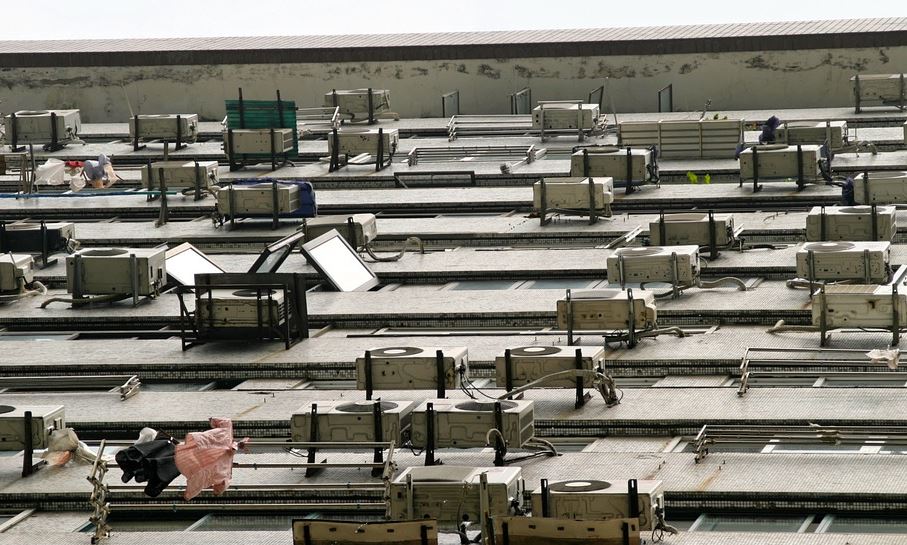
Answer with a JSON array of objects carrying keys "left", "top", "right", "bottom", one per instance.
[
  {"left": 569, "top": 147, "right": 653, "bottom": 182},
  {"left": 329, "top": 127, "right": 399, "bottom": 157},
  {"left": 141, "top": 160, "right": 218, "bottom": 189},
  {"left": 796, "top": 241, "right": 891, "bottom": 283},
  {"left": 852, "top": 74, "right": 907, "bottom": 108},
  {"left": 324, "top": 89, "right": 392, "bottom": 118},
  {"left": 388, "top": 466, "right": 523, "bottom": 522},
  {"left": 195, "top": 288, "right": 287, "bottom": 328},
  {"left": 411, "top": 399, "right": 534, "bottom": 449},
  {"left": 304, "top": 214, "right": 378, "bottom": 248},
  {"left": 532, "top": 103, "right": 600, "bottom": 130},
  {"left": 805, "top": 205, "right": 896, "bottom": 242},
  {"left": 3, "top": 110, "right": 81, "bottom": 144},
  {"left": 531, "top": 479, "right": 664, "bottom": 531},
  {"left": 738, "top": 144, "right": 823, "bottom": 181},
  {"left": 128, "top": 114, "right": 199, "bottom": 143},
  {"left": 0, "top": 222, "right": 75, "bottom": 254},
  {"left": 217, "top": 183, "right": 300, "bottom": 215},
  {"left": 224, "top": 128, "right": 294, "bottom": 155},
  {"left": 533, "top": 177, "right": 614, "bottom": 212},
  {"left": 853, "top": 171, "right": 907, "bottom": 205},
  {"left": 813, "top": 284, "right": 907, "bottom": 329},
  {"left": 556, "top": 289, "right": 657, "bottom": 331},
  {"left": 607, "top": 245, "right": 700, "bottom": 286},
  {"left": 355, "top": 346, "right": 468, "bottom": 391},
  {"left": 495, "top": 346, "right": 605, "bottom": 388},
  {"left": 618, "top": 119, "right": 743, "bottom": 158},
  {"left": 775, "top": 121, "right": 847, "bottom": 150},
  {"left": 649, "top": 213, "right": 737, "bottom": 246},
  {"left": 290, "top": 400, "right": 415, "bottom": 443},
  {"left": 66, "top": 248, "right": 166, "bottom": 297},
  {"left": 0, "top": 405, "right": 66, "bottom": 450},
  {"left": 0, "top": 254, "right": 35, "bottom": 293}
]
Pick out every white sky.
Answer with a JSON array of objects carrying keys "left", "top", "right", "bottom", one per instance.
[{"left": 3, "top": 1, "right": 904, "bottom": 40}]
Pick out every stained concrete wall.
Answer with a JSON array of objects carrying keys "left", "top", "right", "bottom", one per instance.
[{"left": 0, "top": 46, "right": 903, "bottom": 122}]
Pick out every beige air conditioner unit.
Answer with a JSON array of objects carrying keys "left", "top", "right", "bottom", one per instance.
[
  {"left": 410, "top": 399, "right": 534, "bottom": 449},
  {"left": 0, "top": 254, "right": 35, "bottom": 293},
  {"left": 141, "top": 160, "right": 218, "bottom": 189},
  {"left": 775, "top": 121, "right": 847, "bottom": 151},
  {"left": 495, "top": 346, "right": 605, "bottom": 388},
  {"left": 324, "top": 89, "right": 392, "bottom": 119},
  {"left": 355, "top": 346, "right": 468, "bottom": 391},
  {"left": 195, "top": 288, "right": 287, "bottom": 328},
  {"left": 3, "top": 110, "right": 81, "bottom": 145},
  {"left": 813, "top": 284, "right": 907, "bottom": 329},
  {"left": 65, "top": 248, "right": 166, "bottom": 297},
  {"left": 607, "top": 245, "right": 700, "bottom": 286},
  {"left": 532, "top": 103, "right": 600, "bottom": 130},
  {"left": 531, "top": 479, "right": 665, "bottom": 531},
  {"left": 290, "top": 400, "right": 414, "bottom": 443},
  {"left": 853, "top": 171, "right": 907, "bottom": 205},
  {"left": 217, "top": 183, "right": 300, "bottom": 215},
  {"left": 224, "top": 128, "right": 294, "bottom": 155},
  {"left": 556, "top": 289, "right": 657, "bottom": 330},
  {"left": 0, "top": 405, "right": 66, "bottom": 450},
  {"left": 805, "top": 206, "right": 896, "bottom": 242},
  {"left": 796, "top": 241, "right": 891, "bottom": 283},
  {"left": 128, "top": 114, "right": 199, "bottom": 143},
  {"left": 649, "top": 213, "right": 737, "bottom": 247},
  {"left": 328, "top": 127, "right": 399, "bottom": 157},
  {"left": 388, "top": 466, "right": 523, "bottom": 522},
  {"left": 303, "top": 214, "right": 378, "bottom": 248},
  {"left": 533, "top": 177, "right": 613, "bottom": 214},
  {"left": 738, "top": 144, "right": 823, "bottom": 183},
  {"left": 569, "top": 147, "right": 654, "bottom": 183}
]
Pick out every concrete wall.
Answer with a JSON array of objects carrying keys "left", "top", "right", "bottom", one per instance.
[{"left": 0, "top": 46, "right": 903, "bottom": 122}]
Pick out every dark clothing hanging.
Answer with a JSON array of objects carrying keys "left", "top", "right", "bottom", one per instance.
[{"left": 115, "top": 439, "right": 180, "bottom": 497}]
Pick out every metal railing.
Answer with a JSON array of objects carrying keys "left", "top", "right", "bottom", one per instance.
[
  {"left": 0, "top": 375, "right": 140, "bottom": 400},
  {"left": 406, "top": 144, "right": 544, "bottom": 169},
  {"left": 447, "top": 114, "right": 533, "bottom": 141}
]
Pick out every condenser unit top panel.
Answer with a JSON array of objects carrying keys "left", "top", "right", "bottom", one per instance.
[
  {"left": 544, "top": 479, "right": 664, "bottom": 496},
  {"left": 503, "top": 345, "right": 605, "bottom": 360},
  {"left": 395, "top": 465, "right": 522, "bottom": 485}
]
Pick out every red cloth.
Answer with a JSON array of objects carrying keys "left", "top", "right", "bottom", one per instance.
[{"left": 174, "top": 417, "right": 247, "bottom": 500}]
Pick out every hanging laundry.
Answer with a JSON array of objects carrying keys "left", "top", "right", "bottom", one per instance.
[
  {"left": 174, "top": 417, "right": 248, "bottom": 500},
  {"left": 115, "top": 439, "right": 180, "bottom": 497}
]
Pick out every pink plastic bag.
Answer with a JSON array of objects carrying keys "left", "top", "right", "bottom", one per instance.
[{"left": 174, "top": 418, "right": 247, "bottom": 500}]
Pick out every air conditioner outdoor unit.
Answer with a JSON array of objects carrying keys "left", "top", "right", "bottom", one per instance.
[
  {"left": 532, "top": 103, "right": 600, "bottom": 130},
  {"left": 775, "top": 121, "right": 847, "bottom": 151},
  {"left": 0, "top": 222, "right": 75, "bottom": 254},
  {"left": 141, "top": 160, "right": 218, "bottom": 189},
  {"left": 65, "top": 248, "right": 166, "bottom": 297},
  {"left": 853, "top": 171, "right": 907, "bottom": 204},
  {"left": 290, "top": 400, "right": 415, "bottom": 443},
  {"left": 3, "top": 110, "right": 81, "bottom": 144},
  {"left": 796, "top": 241, "right": 891, "bottom": 283},
  {"left": 303, "top": 214, "right": 378, "bottom": 248},
  {"left": 556, "top": 289, "right": 657, "bottom": 330},
  {"left": 328, "top": 127, "right": 399, "bottom": 157},
  {"left": 569, "top": 147, "right": 653, "bottom": 183},
  {"left": 411, "top": 399, "right": 534, "bottom": 449},
  {"left": 0, "top": 254, "right": 34, "bottom": 292},
  {"left": 531, "top": 479, "right": 665, "bottom": 531},
  {"left": 355, "top": 346, "right": 468, "bottom": 390},
  {"left": 813, "top": 284, "right": 907, "bottom": 329},
  {"left": 388, "top": 466, "right": 523, "bottom": 522},
  {"left": 224, "top": 128, "right": 294, "bottom": 155},
  {"left": 649, "top": 213, "right": 737, "bottom": 247},
  {"left": 195, "top": 288, "right": 287, "bottom": 328},
  {"left": 128, "top": 114, "right": 199, "bottom": 143},
  {"left": 805, "top": 206, "right": 896, "bottom": 242},
  {"left": 217, "top": 183, "right": 300, "bottom": 215},
  {"left": 607, "top": 245, "right": 700, "bottom": 286},
  {"left": 852, "top": 74, "right": 906, "bottom": 111},
  {"left": 324, "top": 89, "right": 392, "bottom": 118},
  {"left": 533, "top": 177, "right": 613, "bottom": 212},
  {"left": 738, "top": 144, "right": 823, "bottom": 181},
  {"left": 0, "top": 405, "right": 66, "bottom": 450},
  {"left": 494, "top": 346, "right": 605, "bottom": 388}
]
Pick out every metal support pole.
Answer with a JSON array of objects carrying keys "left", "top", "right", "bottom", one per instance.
[
  {"left": 305, "top": 403, "right": 318, "bottom": 477},
  {"left": 492, "top": 401, "right": 506, "bottom": 466},
  {"left": 582, "top": 148, "right": 590, "bottom": 177},
  {"left": 708, "top": 210, "right": 718, "bottom": 260},
  {"left": 22, "top": 411, "right": 35, "bottom": 477},
  {"left": 271, "top": 179, "right": 280, "bottom": 230},
  {"left": 752, "top": 146, "right": 762, "bottom": 192},
  {"left": 796, "top": 144, "right": 805, "bottom": 190},
  {"left": 504, "top": 349, "right": 514, "bottom": 400},
  {"left": 364, "top": 350, "right": 374, "bottom": 400},
  {"left": 540, "top": 479, "right": 550, "bottom": 517},
  {"left": 566, "top": 288, "right": 575, "bottom": 346},
  {"left": 625, "top": 147, "right": 635, "bottom": 195},
  {"left": 132, "top": 115, "right": 144, "bottom": 151},
  {"left": 424, "top": 403, "right": 437, "bottom": 466},
  {"left": 574, "top": 348, "right": 586, "bottom": 409},
  {"left": 539, "top": 178, "right": 548, "bottom": 226},
  {"left": 175, "top": 114, "right": 184, "bottom": 150},
  {"left": 627, "top": 289, "right": 637, "bottom": 348},
  {"left": 368, "top": 88, "right": 376, "bottom": 125},
  {"left": 435, "top": 350, "right": 446, "bottom": 399},
  {"left": 376, "top": 127, "right": 384, "bottom": 172},
  {"left": 371, "top": 402, "right": 384, "bottom": 477},
  {"left": 587, "top": 177, "right": 597, "bottom": 224},
  {"left": 871, "top": 203, "right": 879, "bottom": 241}
]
